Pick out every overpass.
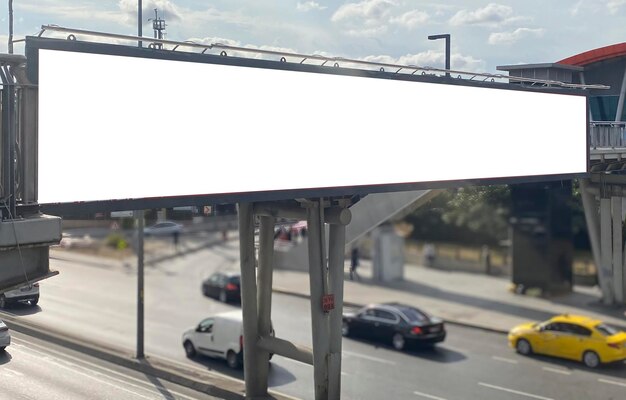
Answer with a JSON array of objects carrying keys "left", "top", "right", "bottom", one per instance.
[{"left": 0, "top": 26, "right": 603, "bottom": 400}]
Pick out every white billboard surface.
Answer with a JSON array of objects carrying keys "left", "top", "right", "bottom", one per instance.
[{"left": 38, "top": 49, "right": 587, "bottom": 205}]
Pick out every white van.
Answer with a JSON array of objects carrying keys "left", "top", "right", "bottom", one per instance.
[{"left": 182, "top": 310, "right": 273, "bottom": 369}]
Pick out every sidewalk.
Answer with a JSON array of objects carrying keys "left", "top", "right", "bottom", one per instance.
[{"left": 273, "top": 259, "right": 626, "bottom": 334}]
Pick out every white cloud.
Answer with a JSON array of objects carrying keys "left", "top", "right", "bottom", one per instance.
[
  {"left": 16, "top": 1, "right": 123, "bottom": 25},
  {"left": 607, "top": 0, "right": 626, "bottom": 14},
  {"left": 297, "top": 1, "right": 327, "bottom": 12},
  {"left": 389, "top": 10, "right": 429, "bottom": 29},
  {"left": 488, "top": 27, "right": 545, "bottom": 45},
  {"left": 570, "top": 0, "right": 584, "bottom": 15},
  {"left": 332, "top": 0, "right": 396, "bottom": 23},
  {"left": 363, "top": 50, "right": 485, "bottom": 72},
  {"left": 449, "top": 3, "right": 514, "bottom": 26},
  {"left": 331, "top": 1, "right": 429, "bottom": 36},
  {"left": 118, "top": 0, "right": 182, "bottom": 26},
  {"left": 185, "top": 36, "right": 299, "bottom": 60}
]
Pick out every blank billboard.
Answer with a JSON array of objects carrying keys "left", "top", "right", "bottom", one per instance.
[{"left": 29, "top": 39, "right": 588, "bottom": 211}]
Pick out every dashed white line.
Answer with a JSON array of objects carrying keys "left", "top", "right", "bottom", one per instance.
[
  {"left": 478, "top": 382, "right": 554, "bottom": 400},
  {"left": 413, "top": 390, "right": 448, "bottom": 400},
  {"left": 542, "top": 366, "right": 571, "bottom": 375},
  {"left": 492, "top": 356, "right": 518, "bottom": 364},
  {"left": 598, "top": 378, "right": 626, "bottom": 388},
  {"left": 342, "top": 350, "right": 396, "bottom": 365}
]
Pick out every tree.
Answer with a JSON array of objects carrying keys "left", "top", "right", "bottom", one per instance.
[{"left": 406, "top": 185, "right": 511, "bottom": 246}]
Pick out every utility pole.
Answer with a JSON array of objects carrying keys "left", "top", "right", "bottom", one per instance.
[
  {"left": 138, "top": 0, "right": 142, "bottom": 48},
  {"left": 8, "top": 0, "right": 14, "bottom": 54}
]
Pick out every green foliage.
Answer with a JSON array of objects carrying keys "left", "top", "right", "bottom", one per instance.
[
  {"left": 406, "top": 185, "right": 511, "bottom": 246},
  {"left": 405, "top": 181, "right": 591, "bottom": 250},
  {"left": 121, "top": 217, "right": 135, "bottom": 230},
  {"left": 105, "top": 233, "right": 128, "bottom": 250}
]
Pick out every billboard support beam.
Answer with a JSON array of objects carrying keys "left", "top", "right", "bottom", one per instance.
[{"left": 239, "top": 199, "right": 351, "bottom": 399}]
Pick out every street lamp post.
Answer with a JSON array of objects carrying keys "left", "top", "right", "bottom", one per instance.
[
  {"left": 138, "top": 0, "right": 142, "bottom": 47},
  {"left": 428, "top": 34, "right": 451, "bottom": 77}
]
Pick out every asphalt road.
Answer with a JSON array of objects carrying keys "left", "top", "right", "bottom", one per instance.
[
  {"left": 0, "top": 331, "right": 221, "bottom": 400},
  {"left": 2, "top": 237, "right": 626, "bottom": 399}
]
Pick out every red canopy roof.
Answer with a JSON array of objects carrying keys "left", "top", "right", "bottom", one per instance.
[{"left": 558, "top": 42, "right": 626, "bottom": 66}]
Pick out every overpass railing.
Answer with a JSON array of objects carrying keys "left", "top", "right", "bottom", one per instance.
[{"left": 590, "top": 121, "right": 626, "bottom": 149}]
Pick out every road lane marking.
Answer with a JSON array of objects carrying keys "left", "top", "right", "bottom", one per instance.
[
  {"left": 413, "top": 390, "right": 448, "bottom": 400},
  {"left": 478, "top": 382, "right": 554, "bottom": 400},
  {"left": 492, "top": 356, "right": 518, "bottom": 364},
  {"left": 598, "top": 378, "right": 626, "bottom": 388},
  {"left": 0, "top": 368, "right": 24, "bottom": 377},
  {"left": 342, "top": 350, "right": 396, "bottom": 365},
  {"left": 542, "top": 367, "right": 571, "bottom": 375},
  {"left": 13, "top": 336, "right": 202, "bottom": 400}
]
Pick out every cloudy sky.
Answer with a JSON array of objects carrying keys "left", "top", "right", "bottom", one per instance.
[{"left": 1, "top": 0, "right": 625, "bottom": 73}]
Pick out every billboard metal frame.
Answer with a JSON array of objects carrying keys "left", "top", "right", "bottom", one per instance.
[{"left": 25, "top": 36, "right": 590, "bottom": 214}]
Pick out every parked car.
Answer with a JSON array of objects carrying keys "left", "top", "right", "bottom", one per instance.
[
  {"left": 182, "top": 311, "right": 274, "bottom": 369},
  {"left": 0, "top": 283, "right": 40, "bottom": 309},
  {"left": 342, "top": 302, "right": 446, "bottom": 350},
  {"left": 0, "top": 319, "right": 10, "bottom": 351},
  {"left": 508, "top": 314, "right": 626, "bottom": 368},
  {"left": 202, "top": 271, "right": 241, "bottom": 303},
  {"left": 143, "top": 221, "right": 183, "bottom": 236}
]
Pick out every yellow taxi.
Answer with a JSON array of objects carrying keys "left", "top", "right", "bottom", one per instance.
[{"left": 508, "top": 314, "right": 626, "bottom": 368}]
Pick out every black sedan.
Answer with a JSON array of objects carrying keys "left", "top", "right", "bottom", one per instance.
[
  {"left": 342, "top": 303, "right": 446, "bottom": 350},
  {"left": 202, "top": 271, "right": 241, "bottom": 303}
]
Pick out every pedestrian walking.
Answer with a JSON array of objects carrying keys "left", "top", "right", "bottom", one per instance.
[{"left": 350, "top": 246, "right": 360, "bottom": 281}]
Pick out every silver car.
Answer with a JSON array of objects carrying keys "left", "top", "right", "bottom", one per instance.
[
  {"left": 143, "top": 221, "right": 183, "bottom": 236},
  {"left": 0, "top": 319, "right": 10, "bottom": 351},
  {"left": 0, "top": 283, "right": 40, "bottom": 308}
]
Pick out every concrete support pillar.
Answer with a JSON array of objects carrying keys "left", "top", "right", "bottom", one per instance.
[
  {"left": 238, "top": 203, "right": 264, "bottom": 399},
  {"left": 613, "top": 197, "right": 624, "bottom": 304},
  {"left": 600, "top": 198, "right": 614, "bottom": 305},
  {"left": 256, "top": 214, "right": 275, "bottom": 390},
  {"left": 372, "top": 224, "right": 405, "bottom": 282},
  {"left": 328, "top": 219, "right": 347, "bottom": 399},
  {"left": 307, "top": 200, "right": 330, "bottom": 400},
  {"left": 580, "top": 179, "right": 602, "bottom": 281}
]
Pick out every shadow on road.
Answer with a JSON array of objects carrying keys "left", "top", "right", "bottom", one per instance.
[
  {"left": 526, "top": 353, "right": 626, "bottom": 379},
  {"left": 0, "top": 304, "right": 42, "bottom": 316},
  {"left": 188, "top": 356, "right": 297, "bottom": 387},
  {"left": 404, "top": 344, "right": 467, "bottom": 363},
  {"left": 344, "top": 337, "right": 466, "bottom": 363},
  {"left": 142, "top": 372, "right": 178, "bottom": 400},
  {"left": 355, "top": 275, "right": 626, "bottom": 331},
  {"left": 0, "top": 350, "right": 12, "bottom": 365},
  {"left": 267, "top": 362, "right": 298, "bottom": 388}
]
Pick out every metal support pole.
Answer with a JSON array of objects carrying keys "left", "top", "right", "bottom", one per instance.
[
  {"left": 579, "top": 73, "right": 594, "bottom": 122},
  {"left": 256, "top": 214, "right": 275, "bottom": 392},
  {"left": 307, "top": 200, "right": 330, "bottom": 400},
  {"left": 615, "top": 65, "right": 626, "bottom": 122},
  {"left": 18, "top": 85, "right": 37, "bottom": 203},
  {"left": 138, "top": 0, "right": 143, "bottom": 48},
  {"left": 580, "top": 179, "right": 603, "bottom": 290},
  {"left": 600, "top": 197, "right": 614, "bottom": 305},
  {"left": 612, "top": 197, "right": 624, "bottom": 303},
  {"left": 1, "top": 73, "right": 17, "bottom": 218},
  {"left": 136, "top": 209, "right": 145, "bottom": 358},
  {"left": 238, "top": 203, "right": 263, "bottom": 398},
  {"left": 328, "top": 215, "right": 348, "bottom": 399}
]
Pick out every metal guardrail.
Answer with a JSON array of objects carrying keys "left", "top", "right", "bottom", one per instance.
[
  {"left": 590, "top": 121, "right": 626, "bottom": 148},
  {"left": 31, "top": 25, "right": 611, "bottom": 90}
]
